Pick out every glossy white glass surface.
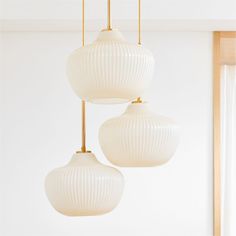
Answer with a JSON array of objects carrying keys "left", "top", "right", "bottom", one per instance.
[
  {"left": 45, "top": 152, "right": 124, "bottom": 216},
  {"left": 67, "top": 29, "right": 155, "bottom": 104},
  {"left": 99, "top": 103, "right": 180, "bottom": 167}
]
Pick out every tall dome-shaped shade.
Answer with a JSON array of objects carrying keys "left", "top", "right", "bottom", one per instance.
[
  {"left": 67, "top": 29, "right": 155, "bottom": 104},
  {"left": 99, "top": 103, "right": 180, "bottom": 167},
  {"left": 45, "top": 152, "right": 124, "bottom": 216}
]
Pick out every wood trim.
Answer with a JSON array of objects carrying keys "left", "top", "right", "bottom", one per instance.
[
  {"left": 213, "top": 32, "right": 221, "bottom": 236},
  {"left": 220, "top": 32, "right": 236, "bottom": 38},
  {"left": 220, "top": 37, "right": 236, "bottom": 65}
]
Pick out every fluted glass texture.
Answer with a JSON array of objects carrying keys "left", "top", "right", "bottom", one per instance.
[
  {"left": 67, "top": 29, "right": 155, "bottom": 104},
  {"left": 45, "top": 152, "right": 124, "bottom": 216},
  {"left": 99, "top": 103, "right": 180, "bottom": 167}
]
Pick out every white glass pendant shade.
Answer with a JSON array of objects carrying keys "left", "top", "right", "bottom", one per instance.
[
  {"left": 99, "top": 103, "right": 180, "bottom": 167},
  {"left": 45, "top": 152, "right": 124, "bottom": 216},
  {"left": 67, "top": 29, "right": 155, "bottom": 104}
]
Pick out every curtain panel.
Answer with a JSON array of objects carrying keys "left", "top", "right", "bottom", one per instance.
[{"left": 221, "top": 65, "right": 236, "bottom": 236}]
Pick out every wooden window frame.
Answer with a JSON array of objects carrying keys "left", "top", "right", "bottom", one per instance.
[{"left": 213, "top": 31, "right": 236, "bottom": 236}]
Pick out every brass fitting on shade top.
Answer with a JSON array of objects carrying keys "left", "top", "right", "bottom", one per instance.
[{"left": 132, "top": 97, "right": 143, "bottom": 104}]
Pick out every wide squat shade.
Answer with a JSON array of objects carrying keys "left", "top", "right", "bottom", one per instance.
[
  {"left": 67, "top": 29, "right": 155, "bottom": 104},
  {"left": 99, "top": 102, "right": 180, "bottom": 167},
  {"left": 45, "top": 152, "right": 124, "bottom": 216}
]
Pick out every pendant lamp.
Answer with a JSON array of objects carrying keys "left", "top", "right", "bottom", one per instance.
[
  {"left": 99, "top": 1, "right": 180, "bottom": 167},
  {"left": 45, "top": 1, "right": 124, "bottom": 216},
  {"left": 66, "top": 0, "right": 154, "bottom": 104},
  {"left": 45, "top": 152, "right": 124, "bottom": 216},
  {"left": 99, "top": 101, "right": 180, "bottom": 167}
]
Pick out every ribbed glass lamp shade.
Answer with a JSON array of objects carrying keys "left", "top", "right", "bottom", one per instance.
[
  {"left": 99, "top": 103, "right": 180, "bottom": 167},
  {"left": 67, "top": 29, "right": 155, "bottom": 104},
  {"left": 45, "top": 152, "right": 124, "bottom": 216}
]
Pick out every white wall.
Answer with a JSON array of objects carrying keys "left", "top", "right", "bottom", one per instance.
[{"left": 0, "top": 31, "right": 213, "bottom": 236}]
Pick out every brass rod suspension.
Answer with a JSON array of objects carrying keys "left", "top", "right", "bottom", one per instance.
[
  {"left": 81, "top": 100, "right": 86, "bottom": 152},
  {"left": 138, "top": 0, "right": 141, "bottom": 45},
  {"left": 81, "top": 0, "right": 87, "bottom": 153},
  {"left": 107, "top": 0, "right": 112, "bottom": 30},
  {"left": 134, "top": 0, "right": 142, "bottom": 103},
  {"left": 82, "top": 0, "right": 85, "bottom": 47}
]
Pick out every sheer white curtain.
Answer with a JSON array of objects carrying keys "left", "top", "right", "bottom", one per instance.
[{"left": 221, "top": 65, "right": 236, "bottom": 236}]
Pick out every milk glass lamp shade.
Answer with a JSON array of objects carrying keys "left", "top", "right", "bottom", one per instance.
[
  {"left": 99, "top": 103, "right": 180, "bottom": 167},
  {"left": 45, "top": 152, "right": 124, "bottom": 216},
  {"left": 67, "top": 29, "right": 155, "bottom": 104}
]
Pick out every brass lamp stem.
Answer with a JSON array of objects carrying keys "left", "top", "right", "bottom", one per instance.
[
  {"left": 107, "top": 0, "right": 112, "bottom": 30},
  {"left": 82, "top": 0, "right": 85, "bottom": 47},
  {"left": 81, "top": 100, "right": 86, "bottom": 152},
  {"left": 138, "top": 0, "right": 141, "bottom": 45},
  {"left": 133, "top": 0, "right": 143, "bottom": 104},
  {"left": 81, "top": 0, "right": 87, "bottom": 153}
]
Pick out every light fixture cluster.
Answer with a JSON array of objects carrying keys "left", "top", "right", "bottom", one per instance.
[{"left": 45, "top": 0, "right": 180, "bottom": 216}]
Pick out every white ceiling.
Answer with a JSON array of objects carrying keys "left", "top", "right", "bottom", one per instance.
[
  {"left": 1, "top": 0, "right": 236, "bottom": 31},
  {"left": 1, "top": 0, "right": 236, "bottom": 20}
]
